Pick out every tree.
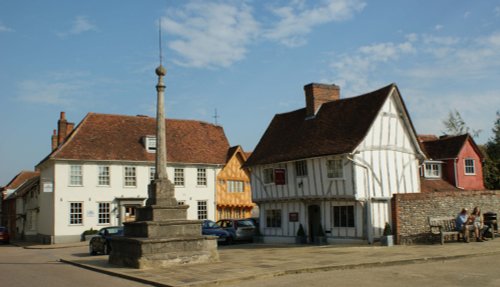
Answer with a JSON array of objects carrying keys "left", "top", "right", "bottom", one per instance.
[
  {"left": 442, "top": 109, "right": 481, "bottom": 137},
  {"left": 484, "top": 111, "right": 500, "bottom": 189}
]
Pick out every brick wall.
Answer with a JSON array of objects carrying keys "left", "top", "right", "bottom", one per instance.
[{"left": 392, "top": 190, "right": 500, "bottom": 244}]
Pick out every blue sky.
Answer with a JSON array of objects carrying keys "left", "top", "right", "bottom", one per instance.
[{"left": 1, "top": 0, "right": 500, "bottom": 185}]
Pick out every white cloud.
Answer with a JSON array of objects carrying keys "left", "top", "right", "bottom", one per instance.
[
  {"left": 495, "top": 6, "right": 500, "bottom": 16},
  {"left": 162, "top": 2, "right": 259, "bottom": 68},
  {"left": 327, "top": 30, "right": 500, "bottom": 143},
  {"left": 17, "top": 80, "right": 80, "bottom": 105},
  {"left": 265, "top": 0, "right": 366, "bottom": 47},
  {"left": 434, "top": 24, "right": 443, "bottom": 31},
  {"left": 330, "top": 40, "right": 415, "bottom": 95},
  {"left": 464, "top": 11, "right": 471, "bottom": 18},
  {"left": 57, "top": 16, "right": 97, "bottom": 37},
  {"left": 0, "top": 21, "right": 13, "bottom": 32}
]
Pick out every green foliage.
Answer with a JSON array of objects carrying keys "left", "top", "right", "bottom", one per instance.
[
  {"left": 83, "top": 228, "right": 98, "bottom": 236},
  {"left": 442, "top": 109, "right": 481, "bottom": 137},
  {"left": 484, "top": 111, "right": 500, "bottom": 189},
  {"left": 383, "top": 222, "right": 392, "bottom": 236},
  {"left": 297, "top": 223, "right": 306, "bottom": 236}
]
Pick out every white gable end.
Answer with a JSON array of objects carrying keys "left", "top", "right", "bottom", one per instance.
[{"left": 352, "top": 89, "right": 421, "bottom": 200}]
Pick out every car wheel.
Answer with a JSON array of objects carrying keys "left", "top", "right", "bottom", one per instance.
[{"left": 89, "top": 244, "right": 96, "bottom": 255}]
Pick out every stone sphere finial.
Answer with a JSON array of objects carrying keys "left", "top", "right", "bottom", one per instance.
[{"left": 155, "top": 65, "right": 166, "bottom": 76}]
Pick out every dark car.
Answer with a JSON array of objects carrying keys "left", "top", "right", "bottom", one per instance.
[
  {"left": 216, "top": 219, "right": 256, "bottom": 243},
  {"left": 89, "top": 226, "right": 123, "bottom": 255},
  {"left": 202, "top": 220, "right": 230, "bottom": 243},
  {"left": 0, "top": 226, "right": 10, "bottom": 244}
]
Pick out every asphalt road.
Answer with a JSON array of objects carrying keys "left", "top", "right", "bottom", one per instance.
[
  {"left": 229, "top": 254, "right": 500, "bottom": 287},
  {"left": 0, "top": 244, "right": 152, "bottom": 287}
]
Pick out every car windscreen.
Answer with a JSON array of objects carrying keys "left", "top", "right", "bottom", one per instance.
[
  {"left": 204, "top": 221, "right": 220, "bottom": 228},
  {"left": 106, "top": 228, "right": 123, "bottom": 235},
  {"left": 236, "top": 220, "right": 254, "bottom": 227}
]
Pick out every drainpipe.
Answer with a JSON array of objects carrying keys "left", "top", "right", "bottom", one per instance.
[
  {"left": 346, "top": 154, "right": 373, "bottom": 244},
  {"left": 453, "top": 158, "right": 460, "bottom": 189}
]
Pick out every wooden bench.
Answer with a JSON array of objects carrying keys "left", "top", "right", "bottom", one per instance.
[{"left": 428, "top": 216, "right": 467, "bottom": 245}]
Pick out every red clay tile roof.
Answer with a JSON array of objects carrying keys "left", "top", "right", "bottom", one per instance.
[
  {"left": 15, "top": 175, "right": 40, "bottom": 197},
  {"left": 420, "top": 134, "right": 478, "bottom": 160},
  {"left": 246, "top": 84, "right": 400, "bottom": 166},
  {"left": 420, "top": 178, "right": 460, "bottom": 193},
  {"left": 2, "top": 171, "right": 39, "bottom": 190},
  {"left": 44, "top": 113, "right": 230, "bottom": 165}
]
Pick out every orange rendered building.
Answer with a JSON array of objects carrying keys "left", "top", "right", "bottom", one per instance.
[{"left": 216, "top": 146, "right": 256, "bottom": 220}]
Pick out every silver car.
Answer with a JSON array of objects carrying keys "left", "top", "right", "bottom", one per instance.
[{"left": 216, "top": 219, "right": 256, "bottom": 243}]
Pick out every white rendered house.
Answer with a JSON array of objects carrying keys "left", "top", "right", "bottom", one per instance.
[
  {"left": 35, "top": 112, "right": 229, "bottom": 243},
  {"left": 246, "top": 83, "right": 425, "bottom": 244}
]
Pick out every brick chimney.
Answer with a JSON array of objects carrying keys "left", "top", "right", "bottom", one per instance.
[
  {"left": 304, "top": 83, "right": 340, "bottom": 117},
  {"left": 51, "top": 129, "right": 58, "bottom": 151},
  {"left": 52, "top": 111, "right": 75, "bottom": 150},
  {"left": 57, "top": 111, "right": 68, "bottom": 145}
]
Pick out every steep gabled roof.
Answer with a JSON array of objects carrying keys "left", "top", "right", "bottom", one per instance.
[
  {"left": 1, "top": 171, "right": 39, "bottom": 190},
  {"left": 13, "top": 175, "right": 40, "bottom": 198},
  {"left": 39, "top": 113, "right": 230, "bottom": 165},
  {"left": 246, "top": 84, "right": 402, "bottom": 166},
  {"left": 420, "top": 134, "right": 483, "bottom": 160}
]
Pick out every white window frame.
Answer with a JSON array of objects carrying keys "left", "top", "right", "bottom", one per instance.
[
  {"left": 263, "top": 168, "right": 274, "bottom": 184},
  {"left": 197, "top": 201, "right": 208, "bottom": 220},
  {"left": 464, "top": 158, "right": 475, "bottom": 175},
  {"left": 97, "top": 165, "right": 110, "bottom": 186},
  {"left": 98, "top": 202, "right": 111, "bottom": 225},
  {"left": 424, "top": 162, "right": 441, "bottom": 178},
  {"left": 174, "top": 168, "right": 184, "bottom": 187},
  {"left": 327, "top": 159, "right": 343, "bottom": 179},
  {"left": 145, "top": 136, "right": 156, "bottom": 153},
  {"left": 266, "top": 209, "right": 282, "bottom": 228},
  {"left": 227, "top": 180, "right": 244, "bottom": 192},
  {"left": 124, "top": 166, "right": 137, "bottom": 187},
  {"left": 295, "top": 160, "right": 308, "bottom": 177},
  {"left": 69, "top": 165, "right": 83, "bottom": 186},
  {"left": 197, "top": 168, "right": 207, "bottom": 186},
  {"left": 69, "top": 202, "right": 83, "bottom": 225}
]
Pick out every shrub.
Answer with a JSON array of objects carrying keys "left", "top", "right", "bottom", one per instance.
[{"left": 383, "top": 222, "right": 392, "bottom": 236}]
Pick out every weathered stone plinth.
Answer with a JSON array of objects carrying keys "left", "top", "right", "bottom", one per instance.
[
  {"left": 109, "top": 236, "right": 219, "bottom": 269},
  {"left": 109, "top": 178, "right": 219, "bottom": 269}
]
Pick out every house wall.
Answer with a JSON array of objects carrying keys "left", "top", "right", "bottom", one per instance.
[
  {"left": 456, "top": 140, "right": 485, "bottom": 190},
  {"left": 258, "top": 200, "right": 365, "bottom": 243},
  {"left": 251, "top": 157, "right": 355, "bottom": 203},
  {"left": 393, "top": 190, "right": 500, "bottom": 244},
  {"left": 40, "top": 160, "right": 219, "bottom": 243},
  {"left": 216, "top": 151, "right": 254, "bottom": 220},
  {"left": 38, "top": 164, "right": 55, "bottom": 243},
  {"left": 352, "top": 92, "right": 421, "bottom": 237},
  {"left": 442, "top": 159, "right": 456, "bottom": 186}
]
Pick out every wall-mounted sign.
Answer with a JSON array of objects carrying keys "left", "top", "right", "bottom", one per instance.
[
  {"left": 274, "top": 169, "right": 286, "bottom": 185},
  {"left": 43, "top": 182, "right": 53, "bottom": 193},
  {"left": 87, "top": 210, "right": 95, "bottom": 217},
  {"left": 289, "top": 212, "right": 299, "bottom": 222}
]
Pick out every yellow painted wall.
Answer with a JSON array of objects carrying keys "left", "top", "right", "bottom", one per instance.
[{"left": 216, "top": 149, "right": 255, "bottom": 220}]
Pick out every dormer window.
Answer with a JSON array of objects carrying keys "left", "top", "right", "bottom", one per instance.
[
  {"left": 424, "top": 162, "right": 442, "bottom": 178},
  {"left": 144, "top": 136, "right": 156, "bottom": 153}
]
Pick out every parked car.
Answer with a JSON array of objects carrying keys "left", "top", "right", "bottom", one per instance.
[
  {"left": 216, "top": 219, "right": 256, "bottom": 243},
  {"left": 0, "top": 226, "right": 10, "bottom": 244},
  {"left": 202, "top": 220, "right": 231, "bottom": 244},
  {"left": 89, "top": 226, "right": 123, "bottom": 255}
]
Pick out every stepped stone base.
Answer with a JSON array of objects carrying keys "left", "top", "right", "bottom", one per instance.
[
  {"left": 109, "top": 236, "right": 219, "bottom": 269},
  {"left": 110, "top": 178, "right": 219, "bottom": 269}
]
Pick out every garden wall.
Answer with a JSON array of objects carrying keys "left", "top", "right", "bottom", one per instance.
[{"left": 392, "top": 190, "right": 500, "bottom": 244}]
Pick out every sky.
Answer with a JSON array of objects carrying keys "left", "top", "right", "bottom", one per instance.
[{"left": 1, "top": 0, "right": 500, "bottom": 185}]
